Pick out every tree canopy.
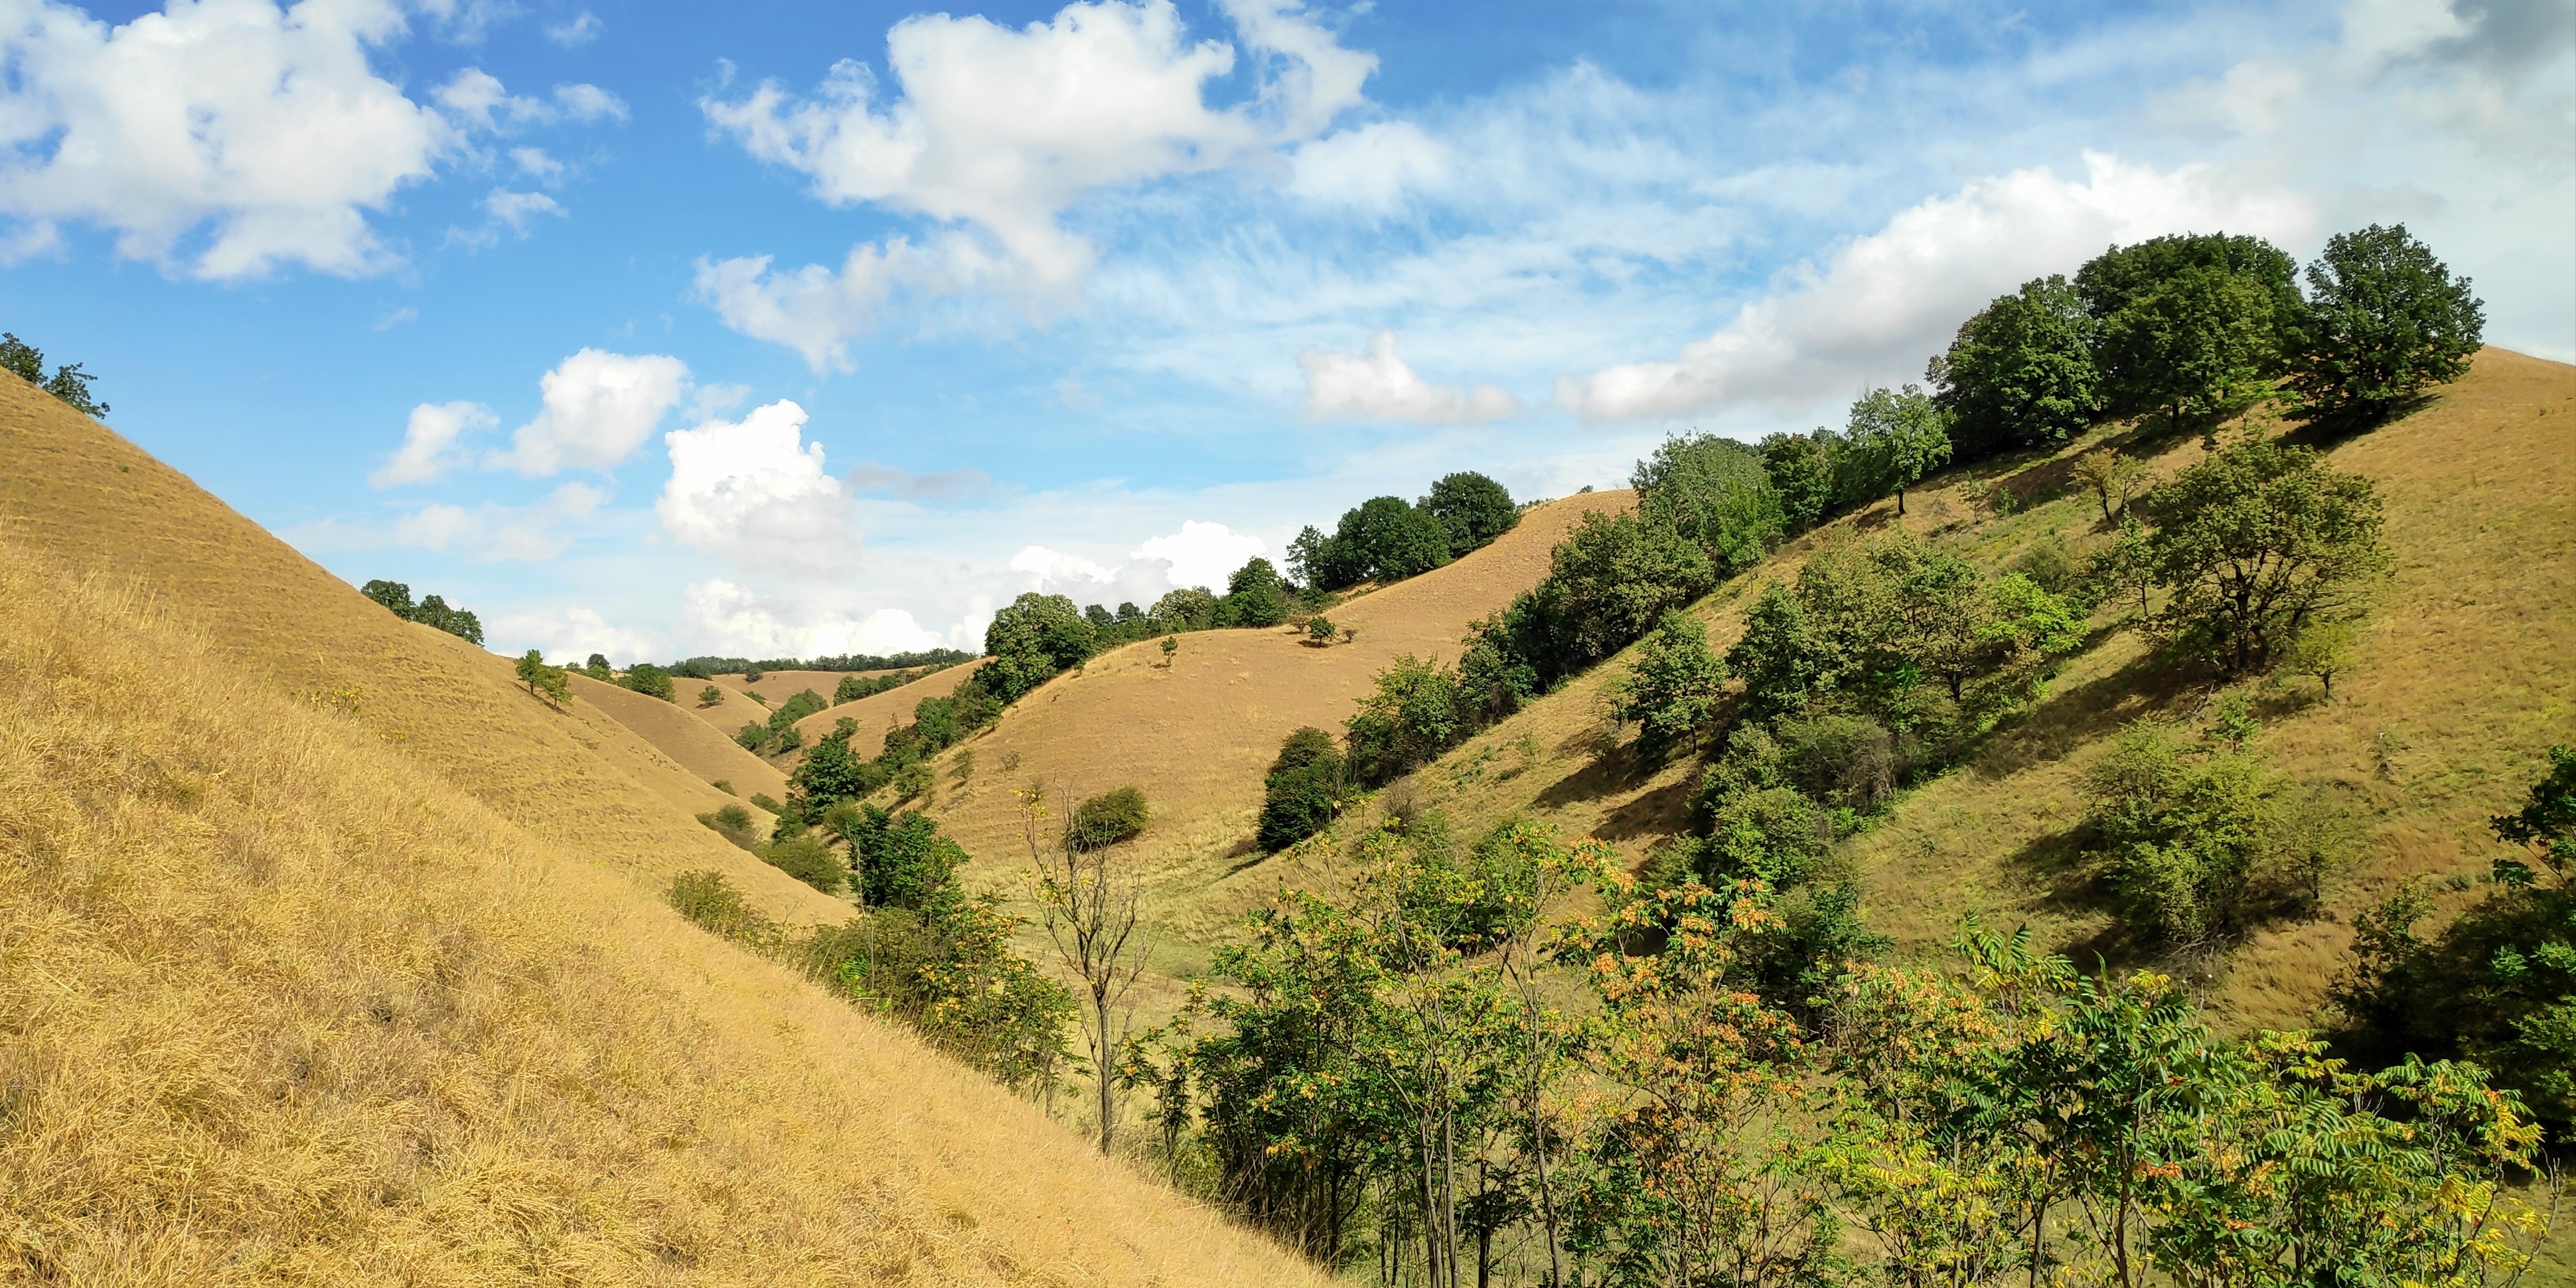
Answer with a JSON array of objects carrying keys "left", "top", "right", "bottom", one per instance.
[
  {"left": 1927, "top": 274, "right": 2100, "bottom": 459},
  {"left": 1630, "top": 433, "right": 1783, "bottom": 571},
  {"left": 2287, "top": 222, "right": 2485, "bottom": 425}
]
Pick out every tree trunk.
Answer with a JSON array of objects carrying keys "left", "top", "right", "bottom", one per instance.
[{"left": 1896, "top": 485, "right": 1907, "bottom": 516}]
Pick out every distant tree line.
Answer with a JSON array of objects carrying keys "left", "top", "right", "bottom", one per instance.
[
  {"left": 1, "top": 330, "right": 108, "bottom": 419},
  {"left": 360, "top": 579, "right": 485, "bottom": 646},
  {"left": 665, "top": 648, "right": 974, "bottom": 680}
]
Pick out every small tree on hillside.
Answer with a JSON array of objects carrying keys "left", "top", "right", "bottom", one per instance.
[
  {"left": 1226, "top": 557, "right": 1290, "bottom": 628},
  {"left": 1609, "top": 611, "right": 1728, "bottom": 756},
  {"left": 1631, "top": 433, "right": 1784, "bottom": 571},
  {"left": 2072, "top": 449, "right": 2147, "bottom": 521},
  {"left": 360, "top": 579, "right": 414, "bottom": 616},
  {"left": 1843, "top": 385, "right": 1951, "bottom": 516},
  {"left": 698, "top": 683, "right": 724, "bottom": 706},
  {"left": 2287, "top": 223, "right": 2485, "bottom": 426},
  {"left": 2145, "top": 435, "right": 2391, "bottom": 674},
  {"left": 1023, "top": 784, "right": 1152, "bottom": 1155},
  {"left": 1258, "top": 727, "right": 1347, "bottom": 851},
  {"left": 515, "top": 649, "right": 569, "bottom": 709},
  {"left": 1, "top": 332, "right": 109, "bottom": 418},
  {"left": 2281, "top": 618, "right": 2358, "bottom": 698},
  {"left": 1159, "top": 634, "right": 1179, "bottom": 666}
]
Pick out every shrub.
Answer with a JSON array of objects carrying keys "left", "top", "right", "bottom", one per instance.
[
  {"left": 666, "top": 870, "right": 771, "bottom": 940},
  {"left": 1070, "top": 786, "right": 1150, "bottom": 851},
  {"left": 763, "top": 835, "right": 844, "bottom": 893},
  {"left": 1497, "top": 510, "right": 1716, "bottom": 687},
  {"left": 696, "top": 807, "right": 763, "bottom": 853},
  {"left": 2080, "top": 721, "right": 2352, "bottom": 945},
  {"left": 1772, "top": 711, "right": 1900, "bottom": 810},
  {"left": 698, "top": 683, "right": 724, "bottom": 706},
  {"left": 749, "top": 792, "right": 781, "bottom": 814},
  {"left": 1345, "top": 654, "right": 1466, "bottom": 785},
  {"left": 1307, "top": 615, "right": 1337, "bottom": 644},
  {"left": 712, "top": 779, "right": 735, "bottom": 794},
  {"left": 891, "top": 759, "right": 933, "bottom": 802},
  {"left": 1608, "top": 611, "right": 1727, "bottom": 756},
  {"left": 1258, "top": 727, "right": 1347, "bottom": 851}
]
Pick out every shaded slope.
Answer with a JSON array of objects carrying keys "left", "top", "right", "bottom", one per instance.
[
  {"left": 0, "top": 538, "right": 1325, "bottom": 1286},
  {"left": 930, "top": 492, "right": 1632, "bottom": 934},
  {"left": 1402, "top": 348, "right": 2576, "bottom": 1034},
  {"left": 0, "top": 378, "right": 842, "bottom": 926},
  {"left": 567, "top": 672, "right": 789, "bottom": 806}
]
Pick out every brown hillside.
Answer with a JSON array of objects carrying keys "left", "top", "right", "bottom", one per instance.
[
  {"left": 567, "top": 672, "right": 789, "bottom": 805},
  {"left": 1398, "top": 348, "right": 2576, "bottom": 1036},
  {"left": 0, "top": 534, "right": 1324, "bottom": 1285},
  {"left": 0, "top": 370, "right": 1326, "bottom": 1283},
  {"left": 791, "top": 659, "right": 988, "bottom": 759},
  {"left": 928, "top": 491, "right": 1632, "bottom": 946}
]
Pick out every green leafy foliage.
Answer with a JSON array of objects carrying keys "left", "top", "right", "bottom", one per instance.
[
  {"left": 828, "top": 804, "right": 970, "bottom": 909},
  {"left": 1069, "top": 786, "right": 1150, "bottom": 850},
  {"left": 2287, "top": 222, "right": 2485, "bottom": 426},
  {"left": 982, "top": 591, "right": 1095, "bottom": 703},
  {"left": 1489, "top": 510, "right": 1716, "bottom": 691},
  {"left": 2143, "top": 434, "right": 2390, "bottom": 674},
  {"left": 1841, "top": 384, "right": 1952, "bottom": 516},
  {"left": 1420, "top": 470, "right": 1519, "bottom": 557},
  {"left": 1345, "top": 654, "right": 1468, "bottom": 784},
  {"left": 1256, "top": 726, "right": 1348, "bottom": 852},
  {"left": 359, "top": 579, "right": 485, "bottom": 644},
  {"left": 618, "top": 662, "right": 676, "bottom": 701},
  {"left": 1926, "top": 273, "right": 2101, "bottom": 459},
  {"left": 1225, "top": 557, "right": 1290, "bottom": 628},
  {"left": 762, "top": 835, "right": 844, "bottom": 893},
  {"left": 1606, "top": 610, "right": 1726, "bottom": 756},
  {"left": 1629, "top": 433, "right": 1782, "bottom": 572},
  {"left": 512, "top": 649, "right": 569, "bottom": 709},
  {"left": 0, "top": 331, "right": 108, "bottom": 418}
]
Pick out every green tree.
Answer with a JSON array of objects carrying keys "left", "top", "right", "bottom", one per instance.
[
  {"left": 840, "top": 805, "right": 968, "bottom": 910},
  {"left": 2071, "top": 447, "right": 2147, "bottom": 521},
  {"left": 2097, "top": 265, "right": 2279, "bottom": 427},
  {"left": 1150, "top": 586, "right": 1217, "bottom": 631},
  {"left": 1843, "top": 385, "right": 1951, "bottom": 516},
  {"left": 1337, "top": 495, "right": 1452, "bottom": 583},
  {"left": 763, "top": 835, "right": 844, "bottom": 893},
  {"left": 1608, "top": 611, "right": 1726, "bottom": 756},
  {"left": 698, "top": 683, "right": 724, "bottom": 706},
  {"left": 1497, "top": 510, "right": 1716, "bottom": 687},
  {"left": 360, "top": 579, "right": 414, "bottom": 616},
  {"left": 2144, "top": 435, "right": 2391, "bottom": 674},
  {"left": 983, "top": 591, "right": 1095, "bottom": 702},
  {"left": 1, "top": 332, "right": 108, "bottom": 418},
  {"left": 1630, "top": 433, "right": 1783, "bottom": 571},
  {"left": 514, "top": 649, "right": 568, "bottom": 709},
  {"left": 1420, "top": 471, "right": 1519, "bottom": 557},
  {"left": 2287, "top": 222, "right": 2485, "bottom": 425},
  {"left": 1158, "top": 634, "right": 1179, "bottom": 666},
  {"left": 2280, "top": 618, "right": 2358, "bottom": 698},
  {"left": 1257, "top": 727, "right": 1347, "bottom": 851},
  {"left": 1758, "top": 430, "right": 1843, "bottom": 532},
  {"left": 1926, "top": 273, "right": 2101, "bottom": 459},
  {"left": 619, "top": 662, "right": 676, "bottom": 701},
  {"left": 1226, "top": 557, "right": 1290, "bottom": 628}
]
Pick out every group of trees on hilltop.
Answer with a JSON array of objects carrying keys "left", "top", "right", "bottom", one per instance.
[
  {"left": 663, "top": 648, "right": 973, "bottom": 680},
  {"left": 1, "top": 330, "right": 108, "bottom": 419},
  {"left": 1290, "top": 471, "right": 1519, "bottom": 593},
  {"left": 360, "top": 579, "right": 485, "bottom": 645},
  {"left": 1933, "top": 223, "right": 2483, "bottom": 459}
]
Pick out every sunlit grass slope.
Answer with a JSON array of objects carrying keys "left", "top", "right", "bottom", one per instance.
[
  {"left": 0, "top": 551, "right": 1325, "bottom": 1285},
  {"left": 1405, "top": 348, "right": 2575, "bottom": 1033},
  {"left": 0, "top": 378, "right": 1326, "bottom": 1285},
  {"left": 791, "top": 659, "right": 990, "bottom": 761},
  {"left": 566, "top": 672, "right": 789, "bottom": 806},
  {"left": 925, "top": 492, "right": 1631, "bottom": 948}
]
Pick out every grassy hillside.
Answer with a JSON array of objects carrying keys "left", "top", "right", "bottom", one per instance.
[
  {"left": 1403, "top": 348, "right": 2575, "bottom": 1035},
  {"left": 566, "top": 671, "right": 789, "bottom": 806},
  {"left": 0, "top": 378, "right": 1326, "bottom": 1285},
  {"left": 926, "top": 491, "right": 1631, "bottom": 950}
]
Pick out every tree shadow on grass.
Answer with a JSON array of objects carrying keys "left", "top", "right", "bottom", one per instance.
[
  {"left": 1535, "top": 733, "right": 1665, "bottom": 816},
  {"left": 1592, "top": 774, "right": 1698, "bottom": 843},
  {"left": 1969, "top": 636, "right": 2208, "bottom": 782}
]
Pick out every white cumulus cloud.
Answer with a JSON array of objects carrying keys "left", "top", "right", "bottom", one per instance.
[
  {"left": 698, "top": 0, "right": 1373, "bottom": 368},
  {"left": 1553, "top": 151, "right": 2315, "bottom": 423},
  {"left": 1136, "top": 519, "right": 1264, "bottom": 593},
  {"left": 491, "top": 605, "right": 658, "bottom": 666},
  {"left": 1300, "top": 330, "right": 1523, "bottom": 424},
  {"left": 370, "top": 399, "right": 493, "bottom": 487},
  {"left": 678, "top": 579, "right": 941, "bottom": 658},
  {"left": 0, "top": 0, "right": 451, "bottom": 279},
  {"left": 388, "top": 480, "right": 607, "bottom": 562},
  {"left": 490, "top": 349, "right": 690, "bottom": 476},
  {"left": 657, "top": 400, "right": 853, "bottom": 571}
]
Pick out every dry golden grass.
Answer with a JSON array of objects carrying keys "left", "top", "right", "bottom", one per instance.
[
  {"left": 729, "top": 669, "right": 898, "bottom": 707},
  {"left": 0, "top": 376, "right": 1327, "bottom": 1285},
  {"left": 566, "top": 672, "right": 789, "bottom": 807}
]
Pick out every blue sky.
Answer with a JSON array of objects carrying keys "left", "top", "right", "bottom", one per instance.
[{"left": 5, "top": 0, "right": 2569, "bottom": 662}]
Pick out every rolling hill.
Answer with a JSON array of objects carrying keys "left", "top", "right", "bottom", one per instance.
[{"left": 0, "top": 374, "right": 1326, "bottom": 1285}]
